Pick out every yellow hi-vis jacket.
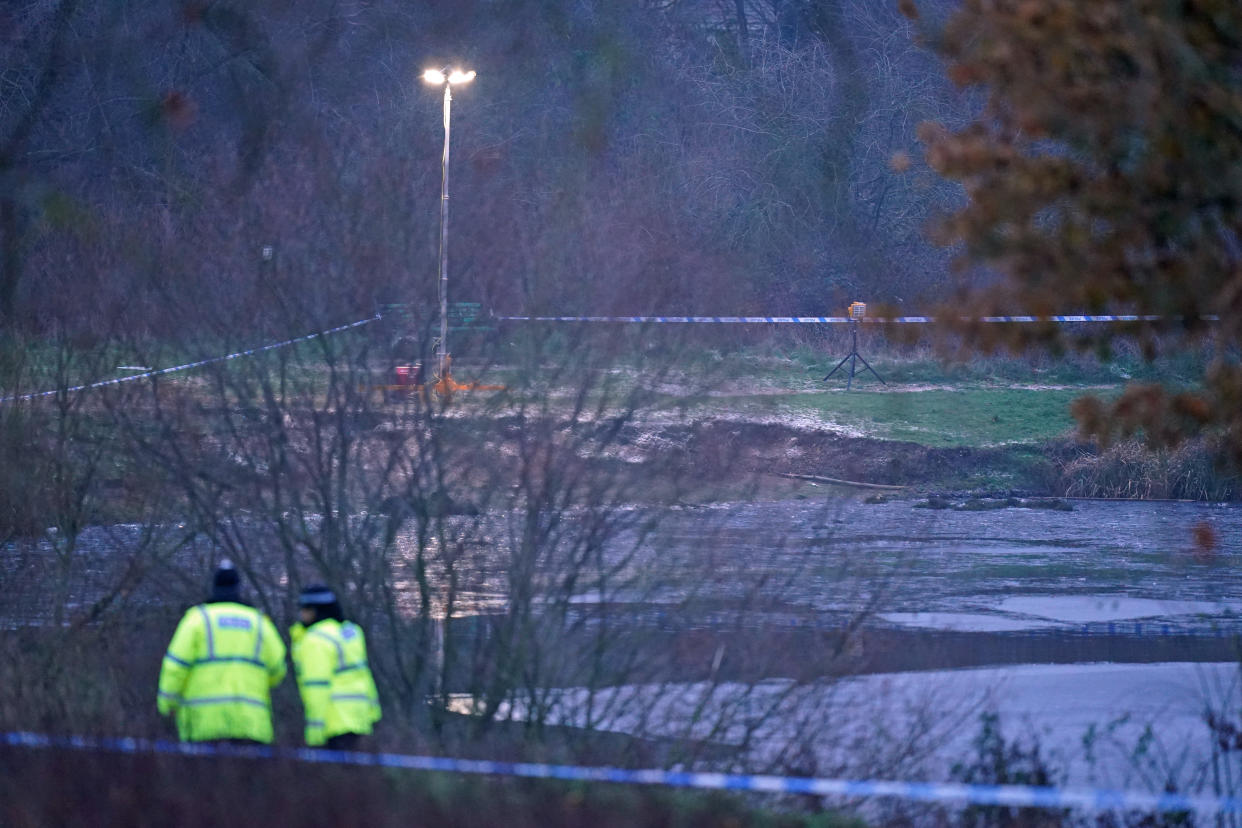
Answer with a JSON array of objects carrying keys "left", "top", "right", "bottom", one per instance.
[
  {"left": 157, "top": 602, "right": 286, "bottom": 743},
  {"left": 291, "top": 619, "right": 381, "bottom": 746}
]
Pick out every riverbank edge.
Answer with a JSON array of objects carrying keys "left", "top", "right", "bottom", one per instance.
[{"left": 635, "top": 419, "right": 1240, "bottom": 504}]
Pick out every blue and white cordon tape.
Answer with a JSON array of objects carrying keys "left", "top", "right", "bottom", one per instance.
[
  {"left": 0, "top": 310, "right": 1221, "bottom": 405},
  {"left": 496, "top": 314, "right": 1218, "bottom": 325},
  {"left": 2, "top": 731, "right": 1236, "bottom": 814},
  {"left": 0, "top": 314, "right": 382, "bottom": 405}
]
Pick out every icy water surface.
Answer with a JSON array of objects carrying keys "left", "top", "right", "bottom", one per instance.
[
  {"left": 470, "top": 661, "right": 1238, "bottom": 794},
  {"left": 499, "top": 501, "right": 1242, "bottom": 795},
  {"left": 626, "top": 498, "right": 1242, "bottom": 629},
  {"left": 3, "top": 499, "right": 1238, "bottom": 633},
  {"left": 6, "top": 500, "right": 1242, "bottom": 798}
]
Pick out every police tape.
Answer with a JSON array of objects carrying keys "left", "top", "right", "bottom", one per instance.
[
  {"left": 496, "top": 314, "right": 1219, "bottom": 324},
  {"left": 0, "top": 315, "right": 382, "bottom": 405},
  {"left": 2, "top": 730, "right": 1237, "bottom": 814}
]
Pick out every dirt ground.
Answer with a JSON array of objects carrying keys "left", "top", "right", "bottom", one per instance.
[
  {"left": 423, "top": 413, "right": 1055, "bottom": 510},
  {"left": 614, "top": 419, "right": 1051, "bottom": 498}
]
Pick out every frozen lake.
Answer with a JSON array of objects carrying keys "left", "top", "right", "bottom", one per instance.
[
  {"left": 4, "top": 498, "right": 1239, "bottom": 641},
  {"left": 519, "top": 498, "right": 1242, "bottom": 797},
  {"left": 623, "top": 498, "right": 1242, "bottom": 631},
  {"left": 6, "top": 498, "right": 1241, "bottom": 800},
  {"left": 463, "top": 660, "right": 1240, "bottom": 794}
]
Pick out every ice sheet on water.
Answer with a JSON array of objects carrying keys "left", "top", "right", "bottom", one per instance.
[
  {"left": 472, "top": 662, "right": 1237, "bottom": 791},
  {"left": 997, "top": 594, "right": 1242, "bottom": 623},
  {"left": 878, "top": 612, "right": 1062, "bottom": 632}
]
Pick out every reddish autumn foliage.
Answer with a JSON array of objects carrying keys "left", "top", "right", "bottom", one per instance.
[
  {"left": 159, "top": 90, "right": 197, "bottom": 131},
  {"left": 916, "top": 0, "right": 1242, "bottom": 463},
  {"left": 1192, "top": 521, "right": 1219, "bottom": 553}
]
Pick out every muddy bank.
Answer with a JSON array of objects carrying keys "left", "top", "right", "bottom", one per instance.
[
  {"left": 602, "top": 419, "right": 1237, "bottom": 501},
  {"left": 628, "top": 419, "right": 1053, "bottom": 497}
]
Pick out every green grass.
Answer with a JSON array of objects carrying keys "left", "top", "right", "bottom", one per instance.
[
  {"left": 681, "top": 388, "right": 1106, "bottom": 447},
  {"left": 0, "top": 329, "right": 379, "bottom": 395},
  {"left": 493, "top": 355, "right": 1130, "bottom": 448},
  {"left": 663, "top": 332, "right": 1212, "bottom": 388},
  {"left": 521, "top": 337, "right": 1207, "bottom": 451},
  {"left": 3, "top": 326, "right": 1205, "bottom": 455},
  {"left": 806, "top": 388, "right": 1090, "bottom": 445}
]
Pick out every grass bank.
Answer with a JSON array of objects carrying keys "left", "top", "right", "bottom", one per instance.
[
  {"left": 0, "top": 620, "right": 859, "bottom": 827},
  {"left": 0, "top": 746, "right": 856, "bottom": 828},
  {"left": 680, "top": 388, "right": 1092, "bottom": 447}
]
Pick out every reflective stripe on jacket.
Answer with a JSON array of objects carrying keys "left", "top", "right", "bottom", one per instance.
[
  {"left": 291, "top": 619, "right": 381, "bottom": 746},
  {"left": 157, "top": 602, "right": 287, "bottom": 743}
]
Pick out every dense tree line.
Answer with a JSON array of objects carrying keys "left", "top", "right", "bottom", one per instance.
[{"left": 1, "top": 0, "right": 963, "bottom": 339}]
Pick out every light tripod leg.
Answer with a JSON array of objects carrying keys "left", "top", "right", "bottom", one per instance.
[
  {"left": 823, "top": 352, "right": 854, "bottom": 381},
  {"left": 854, "top": 352, "right": 886, "bottom": 385},
  {"left": 823, "top": 322, "right": 884, "bottom": 389}
]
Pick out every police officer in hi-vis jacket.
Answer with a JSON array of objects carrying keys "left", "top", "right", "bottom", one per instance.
[
  {"left": 290, "top": 584, "right": 381, "bottom": 750},
  {"left": 157, "top": 560, "right": 287, "bottom": 743}
]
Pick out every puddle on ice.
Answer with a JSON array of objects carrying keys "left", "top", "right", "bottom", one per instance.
[
  {"left": 878, "top": 612, "right": 1061, "bottom": 632},
  {"left": 996, "top": 594, "right": 1241, "bottom": 623},
  {"left": 563, "top": 589, "right": 684, "bottom": 605},
  {"left": 879, "top": 596, "right": 1242, "bottom": 631}
]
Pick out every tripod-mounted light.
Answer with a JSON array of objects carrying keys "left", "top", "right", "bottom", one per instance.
[{"left": 824, "top": 301, "right": 886, "bottom": 390}]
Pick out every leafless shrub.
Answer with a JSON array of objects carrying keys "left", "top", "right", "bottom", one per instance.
[{"left": 1059, "top": 439, "right": 1239, "bottom": 502}]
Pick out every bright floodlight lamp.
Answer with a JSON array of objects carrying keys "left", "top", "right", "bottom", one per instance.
[
  {"left": 423, "top": 68, "right": 475, "bottom": 86},
  {"left": 421, "top": 65, "right": 476, "bottom": 383},
  {"left": 848, "top": 301, "right": 867, "bottom": 321}
]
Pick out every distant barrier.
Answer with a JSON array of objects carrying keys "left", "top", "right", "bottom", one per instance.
[
  {"left": 495, "top": 314, "right": 1219, "bottom": 325},
  {"left": 3, "top": 310, "right": 1220, "bottom": 405},
  {"left": 0, "top": 314, "right": 382, "bottom": 405},
  {"left": 2, "top": 730, "right": 1235, "bottom": 815}
]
